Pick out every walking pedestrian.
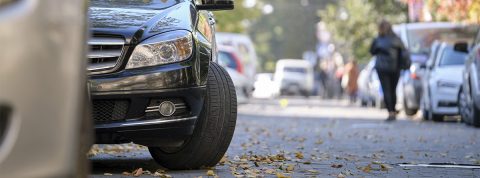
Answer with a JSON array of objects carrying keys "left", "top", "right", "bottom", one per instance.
[
  {"left": 343, "top": 60, "right": 359, "bottom": 104},
  {"left": 369, "top": 20, "right": 410, "bottom": 121}
]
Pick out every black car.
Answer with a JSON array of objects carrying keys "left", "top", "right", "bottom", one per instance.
[
  {"left": 88, "top": 0, "right": 237, "bottom": 169},
  {"left": 456, "top": 32, "right": 480, "bottom": 127}
]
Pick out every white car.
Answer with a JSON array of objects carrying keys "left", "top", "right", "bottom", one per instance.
[
  {"left": 358, "top": 58, "right": 384, "bottom": 108},
  {"left": 253, "top": 73, "right": 276, "bottom": 99},
  {"left": 218, "top": 46, "right": 249, "bottom": 103},
  {"left": 216, "top": 33, "right": 258, "bottom": 96},
  {"left": 274, "top": 59, "right": 314, "bottom": 97},
  {"left": 422, "top": 43, "right": 468, "bottom": 121}
]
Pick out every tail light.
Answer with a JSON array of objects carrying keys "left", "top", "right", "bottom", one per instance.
[
  {"left": 410, "top": 72, "right": 420, "bottom": 80},
  {"left": 231, "top": 53, "right": 244, "bottom": 74}
]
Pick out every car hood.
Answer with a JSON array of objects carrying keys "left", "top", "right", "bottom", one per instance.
[
  {"left": 89, "top": 2, "right": 194, "bottom": 43},
  {"left": 433, "top": 66, "right": 464, "bottom": 83}
]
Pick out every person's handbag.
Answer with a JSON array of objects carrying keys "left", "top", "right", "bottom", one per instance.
[{"left": 399, "top": 48, "right": 411, "bottom": 70}]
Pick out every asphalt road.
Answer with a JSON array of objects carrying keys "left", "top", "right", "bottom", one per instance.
[{"left": 90, "top": 98, "right": 480, "bottom": 178}]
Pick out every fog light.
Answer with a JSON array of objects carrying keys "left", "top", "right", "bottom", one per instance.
[{"left": 159, "top": 101, "right": 176, "bottom": 116}]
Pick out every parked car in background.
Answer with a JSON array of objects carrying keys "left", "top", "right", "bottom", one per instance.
[
  {"left": 253, "top": 73, "right": 276, "bottom": 99},
  {"left": 218, "top": 46, "right": 249, "bottom": 103},
  {"left": 358, "top": 58, "right": 385, "bottom": 108},
  {"left": 0, "top": 0, "right": 90, "bottom": 177},
  {"left": 274, "top": 59, "right": 314, "bottom": 97},
  {"left": 88, "top": 0, "right": 237, "bottom": 169},
  {"left": 456, "top": 30, "right": 480, "bottom": 127},
  {"left": 422, "top": 43, "right": 467, "bottom": 121},
  {"left": 216, "top": 32, "right": 258, "bottom": 96},
  {"left": 394, "top": 22, "right": 478, "bottom": 116}
]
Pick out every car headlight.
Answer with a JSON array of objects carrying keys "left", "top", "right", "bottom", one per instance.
[
  {"left": 437, "top": 80, "right": 458, "bottom": 88},
  {"left": 126, "top": 30, "right": 193, "bottom": 69}
]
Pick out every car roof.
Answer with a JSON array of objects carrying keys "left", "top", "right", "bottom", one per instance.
[
  {"left": 276, "top": 59, "right": 311, "bottom": 67},
  {"left": 393, "top": 22, "right": 462, "bottom": 30}
]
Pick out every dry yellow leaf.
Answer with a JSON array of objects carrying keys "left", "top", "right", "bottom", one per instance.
[
  {"left": 276, "top": 172, "right": 290, "bottom": 178},
  {"left": 133, "top": 168, "right": 143, "bottom": 177},
  {"left": 295, "top": 152, "right": 304, "bottom": 159},
  {"left": 286, "top": 164, "right": 295, "bottom": 172},
  {"left": 206, "top": 170, "right": 215, "bottom": 176},
  {"left": 265, "top": 169, "right": 276, "bottom": 174}
]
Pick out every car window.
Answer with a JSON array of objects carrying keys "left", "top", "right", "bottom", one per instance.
[
  {"left": 218, "top": 51, "right": 238, "bottom": 70},
  {"left": 90, "top": 0, "right": 180, "bottom": 9},
  {"left": 406, "top": 25, "right": 478, "bottom": 54},
  {"left": 439, "top": 46, "right": 467, "bottom": 66},
  {"left": 284, "top": 67, "right": 307, "bottom": 74},
  {"left": 429, "top": 44, "right": 441, "bottom": 66}
]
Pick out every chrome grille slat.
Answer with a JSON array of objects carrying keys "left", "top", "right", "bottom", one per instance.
[
  {"left": 87, "top": 36, "right": 125, "bottom": 73},
  {"left": 88, "top": 37, "right": 125, "bottom": 46},
  {"left": 87, "top": 61, "right": 118, "bottom": 71},
  {"left": 88, "top": 49, "right": 123, "bottom": 59}
]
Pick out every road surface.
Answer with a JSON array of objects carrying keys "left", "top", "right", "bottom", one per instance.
[{"left": 90, "top": 98, "right": 480, "bottom": 177}]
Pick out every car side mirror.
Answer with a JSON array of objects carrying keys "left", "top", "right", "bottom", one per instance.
[
  {"left": 197, "top": 0, "right": 234, "bottom": 11},
  {"left": 426, "top": 62, "right": 433, "bottom": 69},
  {"left": 454, "top": 42, "right": 469, "bottom": 53}
]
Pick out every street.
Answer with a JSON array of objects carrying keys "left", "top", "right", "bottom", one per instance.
[{"left": 90, "top": 98, "right": 480, "bottom": 178}]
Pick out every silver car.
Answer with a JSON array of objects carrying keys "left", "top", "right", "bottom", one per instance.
[{"left": 0, "top": 0, "right": 90, "bottom": 177}]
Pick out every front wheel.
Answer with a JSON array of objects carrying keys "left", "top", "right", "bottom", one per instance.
[
  {"left": 459, "top": 87, "right": 480, "bottom": 127},
  {"left": 149, "top": 62, "right": 237, "bottom": 169},
  {"left": 403, "top": 99, "right": 418, "bottom": 116}
]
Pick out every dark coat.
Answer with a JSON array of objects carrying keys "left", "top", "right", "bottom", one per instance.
[{"left": 370, "top": 34, "right": 410, "bottom": 73}]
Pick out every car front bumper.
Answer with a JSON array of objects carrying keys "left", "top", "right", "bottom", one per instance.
[
  {"left": 89, "top": 62, "right": 206, "bottom": 146},
  {"left": 431, "top": 87, "right": 460, "bottom": 115}
]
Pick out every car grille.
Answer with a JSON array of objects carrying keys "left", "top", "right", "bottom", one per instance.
[
  {"left": 92, "top": 100, "right": 129, "bottom": 123},
  {"left": 87, "top": 36, "right": 125, "bottom": 74}
]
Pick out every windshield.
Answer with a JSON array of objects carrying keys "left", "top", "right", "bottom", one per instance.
[
  {"left": 439, "top": 46, "right": 467, "bottom": 66},
  {"left": 284, "top": 67, "right": 307, "bottom": 74},
  {"left": 406, "top": 25, "right": 478, "bottom": 54},
  {"left": 218, "top": 51, "right": 238, "bottom": 70},
  {"left": 90, "top": 0, "right": 182, "bottom": 9}
]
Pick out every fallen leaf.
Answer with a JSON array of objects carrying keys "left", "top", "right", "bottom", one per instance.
[
  {"left": 276, "top": 172, "right": 290, "bottom": 178},
  {"left": 337, "top": 173, "right": 346, "bottom": 178},
  {"left": 265, "top": 169, "right": 276, "bottom": 174},
  {"left": 122, "top": 172, "right": 131, "bottom": 176},
  {"left": 380, "top": 164, "right": 391, "bottom": 171},
  {"left": 295, "top": 152, "right": 304, "bottom": 159},
  {"left": 286, "top": 164, "right": 295, "bottom": 172},
  {"left": 103, "top": 173, "right": 113, "bottom": 176},
  {"left": 206, "top": 170, "right": 215, "bottom": 176},
  {"left": 331, "top": 164, "right": 343, "bottom": 168},
  {"left": 133, "top": 168, "right": 143, "bottom": 177},
  {"left": 361, "top": 164, "right": 372, "bottom": 173},
  {"left": 306, "top": 169, "right": 319, "bottom": 175}
]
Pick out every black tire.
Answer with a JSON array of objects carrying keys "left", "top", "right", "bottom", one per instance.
[
  {"left": 459, "top": 87, "right": 480, "bottom": 127},
  {"left": 421, "top": 108, "right": 429, "bottom": 120},
  {"left": 403, "top": 99, "right": 418, "bottom": 116},
  {"left": 149, "top": 62, "right": 237, "bottom": 169},
  {"left": 430, "top": 113, "right": 443, "bottom": 122}
]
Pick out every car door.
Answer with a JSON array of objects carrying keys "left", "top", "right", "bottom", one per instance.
[
  {"left": 424, "top": 43, "right": 442, "bottom": 109},
  {"left": 465, "top": 31, "right": 480, "bottom": 103}
]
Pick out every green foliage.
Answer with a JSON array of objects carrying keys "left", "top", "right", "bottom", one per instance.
[
  {"left": 319, "top": 0, "right": 407, "bottom": 63},
  {"left": 248, "top": 0, "right": 332, "bottom": 72},
  {"left": 213, "top": 0, "right": 261, "bottom": 33}
]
